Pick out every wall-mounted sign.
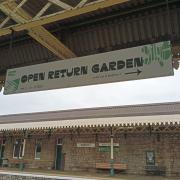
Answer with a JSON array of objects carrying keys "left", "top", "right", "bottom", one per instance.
[
  {"left": 4, "top": 41, "right": 173, "bottom": 95},
  {"left": 77, "top": 143, "right": 95, "bottom": 148},
  {"left": 99, "top": 147, "right": 119, "bottom": 152},
  {"left": 99, "top": 143, "right": 119, "bottom": 147}
]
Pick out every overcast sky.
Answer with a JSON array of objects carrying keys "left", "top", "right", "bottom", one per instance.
[{"left": 0, "top": 70, "right": 180, "bottom": 115}]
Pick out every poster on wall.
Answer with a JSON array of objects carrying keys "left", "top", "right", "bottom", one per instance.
[
  {"left": 146, "top": 151, "right": 155, "bottom": 165},
  {"left": 4, "top": 41, "right": 173, "bottom": 95}
]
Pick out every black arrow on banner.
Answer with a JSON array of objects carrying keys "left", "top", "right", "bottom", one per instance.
[{"left": 125, "top": 69, "right": 142, "bottom": 75}]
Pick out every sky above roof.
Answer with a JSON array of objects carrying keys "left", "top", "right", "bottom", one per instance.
[{"left": 0, "top": 70, "right": 180, "bottom": 115}]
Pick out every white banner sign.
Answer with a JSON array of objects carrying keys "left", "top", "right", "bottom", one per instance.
[
  {"left": 99, "top": 143, "right": 119, "bottom": 147},
  {"left": 4, "top": 41, "right": 173, "bottom": 95},
  {"left": 77, "top": 143, "right": 95, "bottom": 148}
]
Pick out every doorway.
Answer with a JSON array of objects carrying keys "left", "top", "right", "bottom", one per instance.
[
  {"left": 55, "top": 138, "right": 63, "bottom": 170},
  {"left": 0, "top": 139, "right": 5, "bottom": 166}
]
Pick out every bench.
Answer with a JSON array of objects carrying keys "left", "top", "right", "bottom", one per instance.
[
  {"left": 95, "top": 163, "right": 127, "bottom": 171},
  {"left": 9, "top": 159, "right": 27, "bottom": 169},
  {"left": 145, "top": 165, "right": 166, "bottom": 175}
]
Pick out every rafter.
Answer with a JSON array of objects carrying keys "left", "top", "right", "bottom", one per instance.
[
  {"left": 0, "top": 1, "right": 76, "bottom": 59},
  {"left": 0, "top": 0, "right": 129, "bottom": 36},
  {"left": 35, "top": 2, "right": 52, "bottom": 18},
  {"left": 0, "top": 0, "right": 28, "bottom": 28},
  {"left": 49, "top": 0, "right": 72, "bottom": 10},
  {"left": 76, "top": 0, "right": 89, "bottom": 8}
]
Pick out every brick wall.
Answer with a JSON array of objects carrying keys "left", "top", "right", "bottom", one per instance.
[
  {"left": 3, "top": 133, "right": 180, "bottom": 176},
  {"left": 4, "top": 136, "right": 56, "bottom": 169}
]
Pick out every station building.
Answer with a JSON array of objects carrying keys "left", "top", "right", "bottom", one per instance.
[{"left": 0, "top": 101, "right": 180, "bottom": 176}]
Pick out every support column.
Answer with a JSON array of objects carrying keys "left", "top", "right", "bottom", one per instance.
[{"left": 110, "top": 130, "right": 114, "bottom": 176}]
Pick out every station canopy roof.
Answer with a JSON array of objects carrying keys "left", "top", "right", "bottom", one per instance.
[
  {"left": 0, "top": 0, "right": 179, "bottom": 84},
  {"left": 0, "top": 101, "right": 179, "bottom": 131}
]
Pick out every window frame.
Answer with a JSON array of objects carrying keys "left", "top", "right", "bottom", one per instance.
[{"left": 13, "top": 139, "right": 24, "bottom": 159}]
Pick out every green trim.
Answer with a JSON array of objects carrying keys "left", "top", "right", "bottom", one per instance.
[{"left": 99, "top": 146, "right": 119, "bottom": 152}]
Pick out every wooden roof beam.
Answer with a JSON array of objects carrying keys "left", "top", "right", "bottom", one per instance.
[
  {"left": 0, "top": 0, "right": 129, "bottom": 37},
  {"left": 76, "top": 0, "right": 89, "bottom": 8},
  {"left": 35, "top": 2, "right": 52, "bottom": 18},
  {"left": 49, "top": 0, "right": 72, "bottom": 10},
  {"left": 0, "top": 1, "right": 76, "bottom": 59},
  {"left": 0, "top": 0, "right": 28, "bottom": 28}
]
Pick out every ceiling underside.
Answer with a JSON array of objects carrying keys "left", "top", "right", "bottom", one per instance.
[{"left": 0, "top": 0, "right": 179, "bottom": 82}]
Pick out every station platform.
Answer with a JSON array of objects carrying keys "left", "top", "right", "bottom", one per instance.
[{"left": 0, "top": 169, "right": 179, "bottom": 180}]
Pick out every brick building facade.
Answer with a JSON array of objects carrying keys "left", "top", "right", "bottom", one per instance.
[{"left": 0, "top": 102, "right": 180, "bottom": 176}]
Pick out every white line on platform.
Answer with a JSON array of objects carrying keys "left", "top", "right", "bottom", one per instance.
[{"left": 0, "top": 171, "right": 96, "bottom": 180}]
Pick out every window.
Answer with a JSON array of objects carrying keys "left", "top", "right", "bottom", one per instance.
[
  {"left": 57, "top": 138, "right": 63, "bottom": 145},
  {"left": 35, "top": 139, "right": 42, "bottom": 159},
  {"left": 13, "top": 139, "right": 24, "bottom": 159},
  {"left": 146, "top": 151, "right": 155, "bottom": 165}
]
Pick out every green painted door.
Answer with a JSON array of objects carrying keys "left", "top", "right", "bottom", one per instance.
[
  {"left": 0, "top": 145, "right": 5, "bottom": 166},
  {"left": 55, "top": 145, "right": 62, "bottom": 170}
]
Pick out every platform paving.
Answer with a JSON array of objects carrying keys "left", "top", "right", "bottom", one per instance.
[{"left": 0, "top": 169, "right": 179, "bottom": 180}]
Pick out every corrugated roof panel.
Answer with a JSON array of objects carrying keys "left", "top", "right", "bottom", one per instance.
[
  {"left": 158, "top": 12, "right": 165, "bottom": 37},
  {"left": 107, "top": 24, "right": 115, "bottom": 47},
  {"left": 111, "top": 20, "right": 119, "bottom": 46},
  {"left": 97, "top": 25, "right": 104, "bottom": 49},
  {"left": 102, "top": 23, "right": 110, "bottom": 49},
  {"left": 151, "top": 12, "right": 158, "bottom": 38},
  {"left": 171, "top": 9, "right": 179, "bottom": 36},
  {"left": 0, "top": 40, "right": 56, "bottom": 70},
  {"left": 91, "top": 25, "right": 100, "bottom": 50}
]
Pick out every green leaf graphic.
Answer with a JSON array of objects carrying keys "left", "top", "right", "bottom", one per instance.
[
  {"left": 142, "top": 41, "right": 171, "bottom": 67},
  {"left": 5, "top": 79, "right": 20, "bottom": 93}
]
